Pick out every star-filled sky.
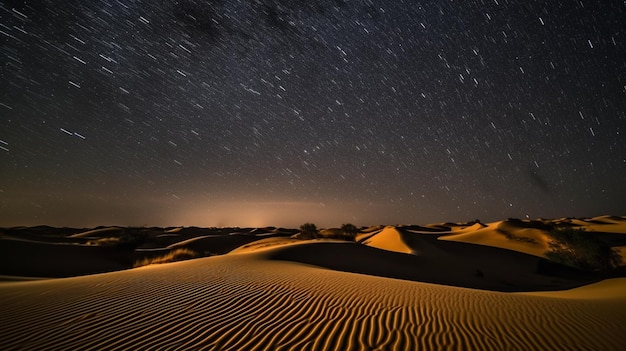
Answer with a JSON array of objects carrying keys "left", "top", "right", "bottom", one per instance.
[{"left": 1, "top": 0, "right": 625, "bottom": 228}]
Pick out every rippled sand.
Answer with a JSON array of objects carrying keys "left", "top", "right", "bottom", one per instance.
[
  {"left": 2, "top": 216, "right": 625, "bottom": 350},
  {"left": 1, "top": 247, "right": 625, "bottom": 350}
]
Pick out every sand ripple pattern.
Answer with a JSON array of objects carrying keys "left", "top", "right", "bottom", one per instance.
[{"left": 1, "top": 254, "right": 625, "bottom": 350}]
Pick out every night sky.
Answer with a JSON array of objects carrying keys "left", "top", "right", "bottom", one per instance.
[{"left": 1, "top": 0, "right": 625, "bottom": 228}]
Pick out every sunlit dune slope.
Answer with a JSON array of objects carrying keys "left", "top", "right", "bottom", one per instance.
[
  {"left": 165, "top": 233, "right": 268, "bottom": 255},
  {"left": 438, "top": 220, "right": 551, "bottom": 257},
  {"left": 230, "top": 237, "right": 303, "bottom": 253},
  {"left": 1, "top": 248, "right": 625, "bottom": 350},
  {"left": 361, "top": 226, "right": 414, "bottom": 254},
  {"left": 579, "top": 215, "right": 626, "bottom": 233},
  {"left": 522, "top": 277, "right": 626, "bottom": 300},
  {"left": 438, "top": 216, "right": 626, "bottom": 259},
  {"left": 69, "top": 227, "right": 124, "bottom": 238}
]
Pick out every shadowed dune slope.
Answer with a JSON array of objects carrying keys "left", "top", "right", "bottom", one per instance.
[
  {"left": 0, "top": 238, "right": 126, "bottom": 277},
  {"left": 1, "top": 251, "right": 625, "bottom": 350},
  {"left": 0, "top": 226, "right": 298, "bottom": 278},
  {"left": 266, "top": 240, "right": 590, "bottom": 292}
]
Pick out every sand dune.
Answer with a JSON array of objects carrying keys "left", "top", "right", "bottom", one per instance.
[
  {"left": 581, "top": 215, "right": 626, "bottom": 233},
  {"left": 1, "top": 216, "right": 625, "bottom": 349},
  {"left": 0, "top": 238, "right": 126, "bottom": 278},
  {"left": 439, "top": 217, "right": 626, "bottom": 260},
  {"left": 69, "top": 227, "right": 124, "bottom": 238},
  {"left": 0, "top": 226, "right": 297, "bottom": 278},
  {"left": 1, "top": 249, "right": 625, "bottom": 350},
  {"left": 267, "top": 238, "right": 590, "bottom": 292},
  {"left": 165, "top": 234, "right": 260, "bottom": 254},
  {"left": 438, "top": 220, "right": 551, "bottom": 257},
  {"left": 361, "top": 226, "right": 414, "bottom": 254},
  {"left": 522, "top": 277, "right": 626, "bottom": 300}
]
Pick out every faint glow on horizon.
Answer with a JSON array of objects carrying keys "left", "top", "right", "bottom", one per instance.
[{"left": 173, "top": 200, "right": 373, "bottom": 228}]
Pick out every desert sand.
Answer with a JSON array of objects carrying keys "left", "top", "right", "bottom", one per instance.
[{"left": 1, "top": 216, "right": 625, "bottom": 350}]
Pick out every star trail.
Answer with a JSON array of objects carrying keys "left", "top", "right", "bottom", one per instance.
[{"left": 1, "top": 0, "right": 625, "bottom": 227}]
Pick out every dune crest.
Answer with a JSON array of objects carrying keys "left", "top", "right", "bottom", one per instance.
[
  {"left": 69, "top": 227, "right": 124, "bottom": 238},
  {"left": 522, "top": 277, "right": 626, "bottom": 300},
  {"left": 1, "top": 253, "right": 625, "bottom": 350},
  {"left": 361, "top": 226, "right": 414, "bottom": 254},
  {"left": 439, "top": 221, "right": 551, "bottom": 257}
]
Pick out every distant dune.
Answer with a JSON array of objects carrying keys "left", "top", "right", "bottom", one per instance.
[{"left": 1, "top": 216, "right": 625, "bottom": 349}]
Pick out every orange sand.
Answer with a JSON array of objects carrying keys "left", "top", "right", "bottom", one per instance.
[{"left": 1, "top": 216, "right": 625, "bottom": 349}]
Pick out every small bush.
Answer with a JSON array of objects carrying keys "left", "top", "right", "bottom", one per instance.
[
  {"left": 340, "top": 223, "right": 359, "bottom": 241},
  {"left": 496, "top": 229, "right": 537, "bottom": 244},
  {"left": 299, "top": 223, "right": 318, "bottom": 239},
  {"left": 133, "top": 248, "right": 199, "bottom": 268},
  {"left": 545, "top": 227, "right": 621, "bottom": 272}
]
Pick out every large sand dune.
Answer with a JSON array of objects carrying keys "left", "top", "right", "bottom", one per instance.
[
  {"left": 1, "top": 250, "right": 625, "bottom": 350},
  {"left": 1, "top": 216, "right": 626, "bottom": 349}
]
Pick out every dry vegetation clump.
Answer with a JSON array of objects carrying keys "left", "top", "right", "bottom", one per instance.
[
  {"left": 496, "top": 229, "right": 538, "bottom": 244},
  {"left": 298, "top": 223, "right": 319, "bottom": 239},
  {"left": 340, "top": 223, "right": 359, "bottom": 241},
  {"left": 296, "top": 223, "right": 360, "bottom": 241},
  {"left": 545, "top": 227, "right": 621, "bottom": 272},
  {"left": 133, "top": 248, "right": 199, "bottom": 268},
  {"left": 86, "top": 237, "right": 121, "bottom": 246}
]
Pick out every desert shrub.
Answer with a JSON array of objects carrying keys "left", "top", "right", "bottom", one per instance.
[
  {"left": 340, "top": 223, "right": 359, "bottom": 241},
  {"left": 496, "top": 229, "right": 537, "bottom": 244},
  {"left": 299, "top": 223, "right": 318, "bottom": 239},
  {"left": 545, "top": 227, "right": 621, "bottom": 272},
  {"left": 133, "top": 248, "right": 199, "bottom": 268}
]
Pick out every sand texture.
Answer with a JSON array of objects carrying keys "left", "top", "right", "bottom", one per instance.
[{"left": 1, "top": 216, "right": 626, "bottom": 350}]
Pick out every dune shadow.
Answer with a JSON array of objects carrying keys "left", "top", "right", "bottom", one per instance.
[{"left": 267, "top": 240, "right": 599, "bottom": 292}]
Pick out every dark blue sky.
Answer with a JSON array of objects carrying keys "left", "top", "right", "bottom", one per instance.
[{"left": 1, "top": 0, "right": 625, "bottom": 227}]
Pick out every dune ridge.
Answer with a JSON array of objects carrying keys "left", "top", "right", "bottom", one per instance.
[
  {"left": 438, "top": 220, "right": 551, "bottom": 257},
  {"left": 1, "top": 249, "right": 626, "bottom": 350},
  {"left": 361, "top": 226, "right": 414, "bottom": 254}
]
